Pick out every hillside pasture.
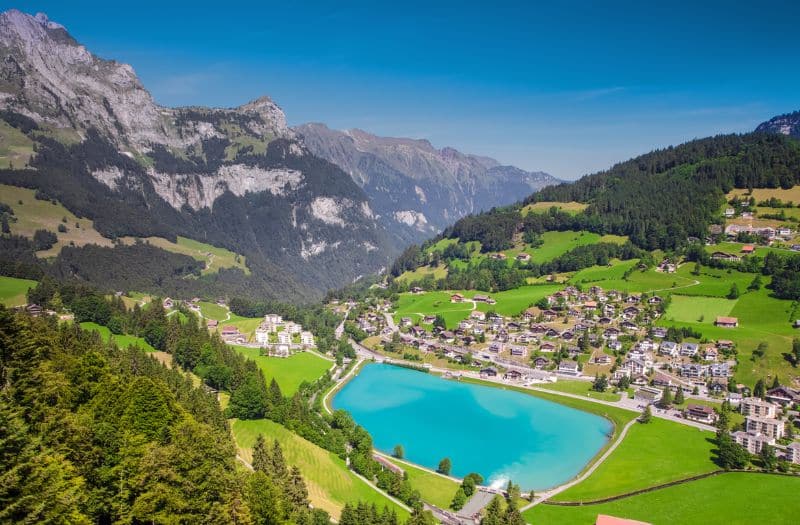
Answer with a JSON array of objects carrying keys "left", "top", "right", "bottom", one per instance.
[
  {"left": 662, "top": 295, "right": 738, "bottom": 325},
  {"left": 232, "top": 418, "right": 408, "bottom": 520},
  {"left": 120, "top": 235, "right": 249, "bottom": 275},
  {"left": 0, "top": 184, "right": 113, "bottom": 257},
  {"left": 521, "top": 201, "right": 588, "bottom": 215},
  {"left": 79, "top": 321, "right": 156, "bottom": 352},
  {"left": 0, "top": 120, "right": 34, "bottom": 169}
]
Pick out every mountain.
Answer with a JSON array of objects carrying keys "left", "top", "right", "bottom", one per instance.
[
  {"left": 0, "top": 10, "right": 390, "bottom": 300},
  {"left": 756, "top": 110, "right": 800, "bottom": 139},
  {"left": 295, "top": 123, "right": 559, "bottom": 245}
]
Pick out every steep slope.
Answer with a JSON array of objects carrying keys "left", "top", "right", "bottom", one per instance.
[
  {"left": 756, "top": 110, "right": 800, "bottom": 139},
  {"left": 295, "top": 122, "right": 559, "bottom": 245},
  {"left": 0, "top": 10, "right": 390, "bottom": 300}
]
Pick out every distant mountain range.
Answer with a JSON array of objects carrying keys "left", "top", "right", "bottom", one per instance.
[
  {"left": 0, "top": 9, "right": 556, "bottom": 299},
  {"left": 295, "top": 123, "right": 559, "bottom": 245},
  {"left": 756, "top": 110, "right": 800, "bottom": 139}
]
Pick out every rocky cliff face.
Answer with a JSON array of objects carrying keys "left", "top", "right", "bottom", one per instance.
[
  {"left": 0, "top": 10, "right": 389, "bottom": 299},
  {"left": 756, "top": 110, "right": 800, "bottom": 139},
  {"left": 295, "top": 123, "right": 559, "bottom": 245}
]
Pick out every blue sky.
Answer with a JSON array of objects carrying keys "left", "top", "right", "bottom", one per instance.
[{"left": 9, "top": 1, "right": 800, "bottom": 179}]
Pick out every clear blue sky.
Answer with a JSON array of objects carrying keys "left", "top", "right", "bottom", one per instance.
[{"left": 9, "top": 1, "right": 800, "bottom": 179}]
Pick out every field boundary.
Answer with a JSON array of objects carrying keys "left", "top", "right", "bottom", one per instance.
[{"left": 543, "top": 469, "right": 800, "bottom": 506}]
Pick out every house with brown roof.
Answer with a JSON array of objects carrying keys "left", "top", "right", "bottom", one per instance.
[{"left": 715, "top": 316, "right": 738, "bottom": 328}]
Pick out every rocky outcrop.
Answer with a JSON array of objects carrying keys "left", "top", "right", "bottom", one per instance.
[
  {"left": 756, "top": 110, "right": 800, "bottom": 139},
  {"left": 295, "top": 122, "right": 559, "bottom": 245}
]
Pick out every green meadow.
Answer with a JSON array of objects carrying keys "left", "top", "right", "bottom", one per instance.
[
  {"left": 524, "top": 473, "right": 800, "bottom": 525},
  {"left": 0, "top": 275, "right": 37, "bottom": 307},
  {"left": 231, "top": 346, "right": 332, "bottom": 395},
  {"left": 232, "top": 418, "right": 408, "bottom": 520},
  {"left": 79, "top": 321, "right": 156, "bottom": 352}
]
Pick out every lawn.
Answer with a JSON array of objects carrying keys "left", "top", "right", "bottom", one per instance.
[
  {"left": 662, "top": 295, "right": 738, "bottom": 325},
  {"left": 551, "top": 418, "right": 716, "bottom": 502},
  {"left": 216, "top": 314, "right": 263, "bottom": 339},
  {"left": 0, "top": 184, "right": 113, "bottom": 257},
  {"left": 232, "top": 418, "right": 409, "bottom": 520},
  {"left": 120, "top": 235, "right": 249, "bottom": 275},
  {"left": 474, "top": 284, "right": 564, "bottom": 317},
  {"left": 524, "top": 472, "right": 800, "bottom": 525},
  {"left": 393, "top": 291, "right": 476, "bottom": 329},
  {"left": 569, "top": 259, "right": 639, "bottom": 285},
  {"left": 231, "top": 346, "right": 332, "bottom": 395},
  {"left": 671, "top": 264, "right": 757, "bottom": 297},
  {"left": 527, "top": 231, "right": 605, "bottom": 264},
  {"left": 79, "top": 321, "right": 156, "bottom": 352},
  {"left": 383, "top": 456, "right": 460, "bottom": 509},
  {"left": 0, "top": 275, "right": 37, "bottom": 307},
  {"left": 536, "top": 379, "right": 622, "bottom": 402}
]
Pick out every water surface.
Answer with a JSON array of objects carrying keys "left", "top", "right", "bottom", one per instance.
[{"left": 333, "top": 364, "right": 612, "bottom": 490}]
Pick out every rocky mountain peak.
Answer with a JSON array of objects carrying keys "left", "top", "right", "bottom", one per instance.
[{"left": 756, "top": 110, "right": 800, "bottom": 139}]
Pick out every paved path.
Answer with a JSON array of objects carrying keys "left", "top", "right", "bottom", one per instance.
[
  {"left": 457, "top": 489, "right": 496, "bottom": 520},
  {"left": 520, "top": 418, "right": 638, "bottom": 511}
]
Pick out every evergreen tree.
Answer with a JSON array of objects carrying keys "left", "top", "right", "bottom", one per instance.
[
  {"left": 286, "top": 465, "right": 309, "bottom": 510},
  {"left": 760, "top": 443, "right": 777, "bottom": 471},
  {"left": 451, "top": 488, "right": 467, "bottom": 510},
  {"left": 754, "top": 379, "right": 766, "bottom": 399},
  {"left": 640, "top": 405, "right": 652, "bottom": 424},
  {"left": 660, "top": 386, "right": 673, "bottom": 408},
  {"left": 270, "top": 440, "right": 288, "bottom": 480},
  {"left": 482, "top": 496, "right": 504, "bottom": 525},
  {"left": 252, "top": 434, "right": 271, "bottom": 473},
  {"left": 770, "top": 376, "right": 780, "bottom": 389},
  {"left": 674, "top": 386, "right": 685, "bottom": 405}
]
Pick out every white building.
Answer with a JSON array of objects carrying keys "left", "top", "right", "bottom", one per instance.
[{"left": 301, "top": 331, "right": 315, "bottom": 346}]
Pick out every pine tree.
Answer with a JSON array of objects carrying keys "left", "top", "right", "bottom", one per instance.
[
  {"left": 271, "top": 439, "right": 288, "bottom": 480},
  {"left": 252, "top": 434, "right": 270, "bottom": 473},
  {"left": 754, "top": 379, "right": 766, "bottom": 399},
  {"left": 482, "top": 496, "right": 504, "bottom": 525},
  {"left": 760, "top": 443, "right": 777, "bottom": 471},
  {"left": 286, "top": 465, "right": 309, "bottom": 509},
  {"left": 660, "top": 386, "right": 673, "bottom": 408},
  {"left": 674, "top": 386, "right": 685, "bottom": 405},
  {"left": 451, "top": 487, "right": 467, "bottom": 510},
  {"left": 640, "top": 405, "right": 652, "bottom": 424}
]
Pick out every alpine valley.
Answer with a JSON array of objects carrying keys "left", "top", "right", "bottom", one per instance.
[{"left": 0, "top": 10, "right": 557, "bottom": 302}]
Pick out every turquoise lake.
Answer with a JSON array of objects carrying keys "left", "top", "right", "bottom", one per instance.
[{"left": 333, "top": 364, "right": 612, "bottom": 490}]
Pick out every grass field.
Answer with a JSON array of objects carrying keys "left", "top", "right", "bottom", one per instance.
[
  {"left": 658, "top": 286, "right": 797, "bottom": 385},
  {"left": 0, "top": 275, "right": 37, "bottom": 307},
  {"left": 527, "top": 231, "right": 606, "bottom": 264},
  {"left": 552, "top": 418, "right": 716, "bottom": 502},
  {"left": 231, "top": 346, "right": 332, "bottom": 395},
  {"left": 536, "top": 379, "right": 622, "bottom": 402},
  {"left": 120, "top": 235, "right": 249, "bottom": 275},
  {"left": 217, "top": 314, "right": 263, "bottom": 339},
  {"left": 383, "top": 456, "right": 460, "bottom": 509},
  {"left": 198, "top": 301, "right": 229, "bottom": 321},
  {"left": 727, "top": 186, "right": 800, "bottom": 203},
  {"left": 232, "top": 419, "right": 409, "bottom": 520},
  {"left": 79, "top": 321, "right": 156, "bottom": 352},
  {"left": 663, "top": 295, "right": 738, "bottom": 325},
  {"left": 0, "top": 184, "right": 113, "bottom": 257},
  {"left": 524, "top": 472, "right": 800, "bottom": 525},
  {"left": 522, "top": 201, "right": 588, "bottom": 215},
  {"left": 0, "top": 120, "right": 34, "bottom": 169},
  {"left": 395, "top": 264, "right": 448, "bottom": 283}
]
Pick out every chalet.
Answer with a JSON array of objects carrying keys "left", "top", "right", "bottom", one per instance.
[
  {"left": 715, "top": 316, "right": 739, "bottom": 328},
  {"left": 602, "top": 328, "right": 620, "bottom": 341},
  {"left": 480, "top": 366, "right": 498, "bottom": 378},
  {"left": 583, "top": 300, "right": 598, "bottom": 310},
  {"left": 603, "top": 304, "right": 616, "bottom": 316},
  {"left": 593, "top": 353, "right": 612, "bottom": 365},
  {"left": 607, "top": 340, "right": 622, "bottom": 351},
  {"left": 557, "top": 360, "right": 580, "bottom": 375},
  {"left": 509, "top": 345, "right": 527, "bottom": 357},
  {"left": 541, "top": 309, "right": 557, "bottom": 321},
  {"left": 680, "top": 342, "right": 699, "bottom": 357},
  {"left": 410, "top": 286, "right": 424, "bottom": 294},
  {"left": 473, "top": 294, "right": 495, "bottom": 304},
  {"left": 470, "top": 310, "right": 486, "bottom": 321},
  {"left": 620, "top": 321, "right": 638, "bottom": 332},
  {"left": 458, "top": 320, "right": 473, "bottom": 330},
  {"left": 489, "top": 253, "right": 507, "bottom": 261},
  {"left": 741, "top": 244, "right": 755, "bottom": 254},
  {"left": 523, "top": 308, "right": 537, "bottom": 320},
  {"left": 733, "top": 431, "right": 774, "bottom": 454},
  {"left": 530, "top": 324, "right": 547, "bottom": 334},
  {"left": 703, "top": 347, "right": 719, "bottom": 361},
  {"left": 685, "top": 404, "right": 717, "bottom": 424},
  {"left": 489, "top": 342, "right": 503, "bottom": 353},
  {"left": 648, "top": 296, "right": 663, "bottom": 305},
  {"left": 631, "top": 374, "right": 649, "bottom": 386},
  {"left": 709, "top": 363, "right": 730, "bottom": 377},
  {"left": 533, "top": 356, "right": 550, "bottom": 369},
  {"left": 507, "top": 321, "right": 522, "bottom": 330},
  {"left": 162, "top": 298, "right": 174, "bottom": 309},
  {"left": 515, "top": 253, "right": 531, "bottom": 262},
  {"left": 545, "top": 328, "right": 560, "bottom": 338},
  {"left": 423, "top": 315, "right": 437, "bottom": 324},
  {"left": 708, "top": 380, "right": 727, "bottom": 395},
  {"left": 625, "top": 294, "right": 641, "bottom": 304},
  {"left": 628, "top": 348, "right": 646, "bottom": 361},
  {"left": 516, "top": 333, "right": 532, "bottom": 344},
  {"left": 566, "top": 346, "right": 581, "bottom": 358},
  {"left": 679, "top": 363, "right": 706, "bottom": 379},
  {"left": 561, "top": 330, "right": 575, "bottom": 341},
  {"left": 207, "top": 319, "right": 218, "bottom": 328},
  {"left": 221, "top": 325, "right": 239, "bottom": 337},
  {"left": 450, "top": 293, "right": 464, "bottom": 303},
  {"left": 651, "top": 372, "right": 673, "bottom": 387},
  {"left": 622, "top": 306, "right": 640, "bottom": 319},
  {"left": 539, "top": 342, "right": 557, "bottom": 353},
  {"left": 410, "top": 326, "right": 426, "bottom": 338},
  {"left": 598, "top": 316, "right": 613, "bottom": 325},
  {"left": 401, "top": 317, "right": 413, "bottom": 327},
  {"left": 716, "top": 339, "right": 735, "bottom": 351},
  {"left": 765, "top": 386, "right": 800, "bottom": 407},
  {"left": 440, "top": 331, "right": 455, "bottom": 342},
  {"left": 711, "top": 252, "right": 740, "bottom": 262},
  {"left": 504, "top": 369, "right": 524, "bottom": 381}
]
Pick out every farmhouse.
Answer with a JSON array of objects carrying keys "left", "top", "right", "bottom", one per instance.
[
  {"left": 715, "top": 316, "right": 739, "bottom": 328},
  {"left": 533, "top": 356, "right": 550, "bottom": 369},
  {"left": 504, "top": 369, "right": 524, "bottom": 381},
  {"left": 515, "top": 253, "right": 531, "bottom": 262},
  {"left": 765, "top": 386, "right": 800, "bottom": 407},
  {"left": 480, "top": 366, "right": 498, "bottom": 378},
  {"left": 450, "top": 293, "right": 464, "bottom": 303}
]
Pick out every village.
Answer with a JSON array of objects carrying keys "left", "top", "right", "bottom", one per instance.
[{"left": 344, "top": 281, "right": 800, "bottom": 466}]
